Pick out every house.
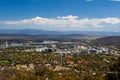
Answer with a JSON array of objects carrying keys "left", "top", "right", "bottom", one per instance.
[
  {"left": 80, "top": 50, "right": 89, "bottom": 54},
  {"left": 67, "top": 61, "right": 74, "bottom": 65}
]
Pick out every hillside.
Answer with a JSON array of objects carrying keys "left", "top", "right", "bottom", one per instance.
[{"left": 92, "top": 36, "right": 120, "bottom": 48}]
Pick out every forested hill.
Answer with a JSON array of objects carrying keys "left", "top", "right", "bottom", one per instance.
[{"left": 92, "top": 36, "right": 120, "bottom": 48}]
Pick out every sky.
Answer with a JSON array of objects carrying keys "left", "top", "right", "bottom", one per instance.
[{"left": 0, "top": 0, "right": 120, "bottom": 31}]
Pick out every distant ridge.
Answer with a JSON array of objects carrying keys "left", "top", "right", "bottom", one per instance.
[
  {"left": 0, "top": 29, "right": 120, "bottom": 36},
  {"left": 92, "top": 36, "right": 120, "bottom": 47}
]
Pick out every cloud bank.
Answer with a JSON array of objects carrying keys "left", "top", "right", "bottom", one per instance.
[{"left": 1, "top": 15, "right": 120, "bottom": 31}]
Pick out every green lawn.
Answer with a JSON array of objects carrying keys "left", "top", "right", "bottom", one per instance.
[{"left": 0, "top": 59, "right": 11, "bottom": 63}]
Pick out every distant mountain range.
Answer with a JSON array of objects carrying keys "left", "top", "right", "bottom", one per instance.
[{"left": 0, "top": 29, "right": 120, "bottom": 36}]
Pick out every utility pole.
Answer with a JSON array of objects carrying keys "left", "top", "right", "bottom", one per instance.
[{"left": 60, "top": 53, "right": 63, "bottom": 65}]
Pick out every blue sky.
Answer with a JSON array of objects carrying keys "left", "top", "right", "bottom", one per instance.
[{"left": 0, "top": 0, "right": 120, "bottom": 31}]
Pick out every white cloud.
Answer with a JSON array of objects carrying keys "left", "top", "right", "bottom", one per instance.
[
  {"left": 57, "top": 15, "right": 78, "bottom": 19},
  {"left": 2, "top": 15, "right": 120, "bottom": 30}
]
